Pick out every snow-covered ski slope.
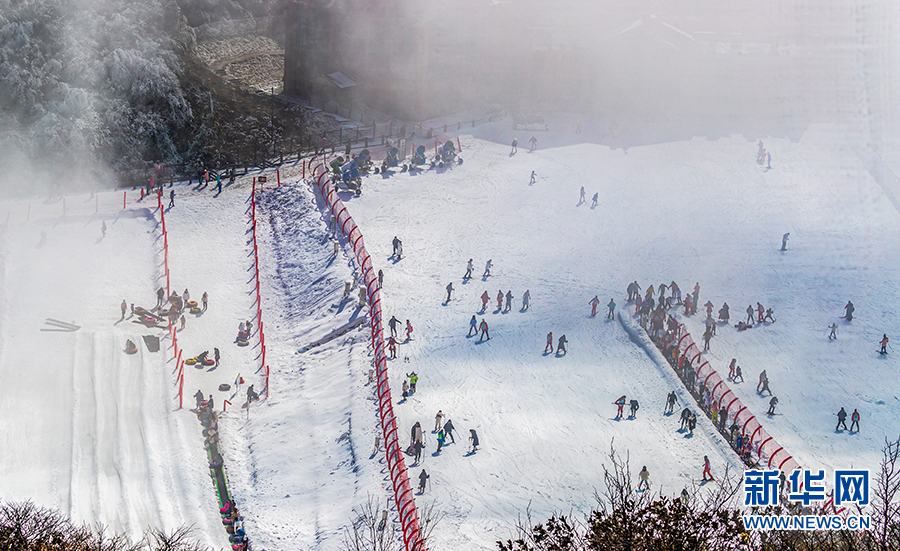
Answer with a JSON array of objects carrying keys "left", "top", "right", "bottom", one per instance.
[
  {"left": 342, "top": 123, "right": 900, "bottom": 550},
  {"left": 0, "top": 196, "right": 224, "bottom": 547}
]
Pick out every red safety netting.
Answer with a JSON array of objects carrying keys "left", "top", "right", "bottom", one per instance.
[
  {"left": 310, "top": 163, "right": 425, "bottom": 551},
  {"left": 674, "top": 323, "right": 801, "bottom": 474}
]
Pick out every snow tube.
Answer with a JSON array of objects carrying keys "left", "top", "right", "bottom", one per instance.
[
  {"left": 186, "top": 357, "right": 198, "bottom": 365},
  {"left": 237, "top": 339, "right": 249, "bottom": 347},
  {"left": 201, "top": 358, "right": 215, "bottom": 366},
  {"left": 186, "top": 300, "right": 198, "bottom": 308},
  {"left": 135, "top": 307, "right": 150, "bottom": 316},
  {"left": 190, "top": 307, "right": 201, "bottom": 314},
  {"left": 218, "top": 383, "right": 231, "bottom": 391}
]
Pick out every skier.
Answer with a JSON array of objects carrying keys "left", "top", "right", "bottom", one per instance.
[
  {"left": 670, "top": 281, "right": 682, "bottom": 305},
  {"left": 201, "top": 291, "right": 208, "bottom": 311},
  {"left": 510, "top": 138, "right": 518, "bottom": 154},
  {"left": 556, "top": 334, "right": 567, "bottom": 355},
  {"left": 704, "top": 301, "right": 714, "bottom": 317},
  {"left": 496, "top": 290, "right": 503, "bottom": 311},
  {"left": 544, "top": 332, "right": 553, "bottom": 353},
  {"left": 483, "top": 259, "right": 493, "bottom": 278},
  {"left": 756, "top": 302, "right": 765, "bottom": 323},
  {"left": 505, "top": 290, "right": 513, "bottom": 311},
  {"left": 434, "top": 410, "right": 444, "bottom": 432},
  {"left": 378, "top": 269, "right": 384, "bottom": 288},
  {"left": 214, "top": 347, "right": 220, "bottom": 366},
  {"left": 480, "top": 290, "right": 490, "bottom": 311},
  {"left": 843, "top": 301, "right": 855, "bottom": 321},
  {"left": 759, "top": 377, "right": 772, "bottom": 396},
  {"left": 880, "top": 334, "right": 889, "bottom": 355},
  {"left": 733, "top": 365, "right": 744, "bottom": 383},
  {"left": 410, "top": 421, "right": 422, "bottom": 445},
  {"left": 638, "top": 466, "right": 650, "bottom": 491},
  {"left": 719, "top": 303, "right": 730, "bottom": 323},
  {"left": 692, "top": 283, "right": 700, "bottom": 307},
  {"left": 522, "top": 289, "right": 531, "bottom": 311},
  {"left": 607, "top": 299, "right": 616, "bottom": 319},
  {"left": 157, "top": 287, "right": 165, "bottom": 307},
  {"left": 836, "top": 407, "right": 848, "bottom": 431},
  {"left": 401, "top": 380, "right": 409, "bottom": 398},
  {"left": 478, "top": 319, "right": 490, "bottom": 341},
  {"left": 246, "top": 385, "right": 258, "bottom": 403},
  {"left": 468, "top": 315, "right": 478, "bottom": 336},
  {"left": 757, "top": 140, "right": 765, "bottom": 163},
  {"left": 168, "top": 189, "right": 175, "bottom": 208},
  {"left": 405, "top": 320, "right": 413, "bottom": 341},
  {"left": 629, "top": 399, "right": 639, "bottom": 418},
  {"left": 528, "top": 136, "right": 537, "bottom": 152},
  {"left": 445, "top": 282, "right": 454, "bottom": 303},
  {"left": 589, "top": 295, "right": 600, "bottom": 317},
  {"left": 728, "top": 358, "right": 737, "bottom": 380},
  {"left": 828, "top": 323, "right": 837, "bottom": 340},
  {"left": 701, "top": 456, "right": 714, "bottom": 482},
  {"left": 530, "top": 171, "right": 536, "bottom": 184},
  {"left": 414, "top": 440, "right": 424, "bottom": 463},
  {"left": 688, "top": 413, "right": 696, "bottom": 435},
  {"left": 702, "top": 326, "right": 712, "bottom": 352},
  {"left": 781, "top": 232, "right": 790, "bottom": 251},
  {"left": 680, "top": 407, "right": 691, "bottom": 429},
  {"left": 757, "top": 370, "right": 768, "bottom": 393},
  {"left": 443, "top": 419, "right": 455, "bottom": 443},
  {"left": 101, "top": 221, "right": 107, "bottom": 238},
  {"left": 767, "top": 396, "right": 778, "bottom": 415},
  {"left": 392, "top": 236, "right": 402, "bottom": 258},
  {"left": 389, "top": 316, "right": 401, "bottom": 338},
  {"left": 464, "top": 259, "right": 474, "bottom": 279},
  {"left": 745, "top": 305, "right": 755, "bottom": 325},
  {"left": 591, "top": 192, "right": 599, "bottom": 208},
  {"left": 766, "top": 151, "right": 772, "bottom": 169},
  {"left": 579, "top": 186, "right": 585, "bottom": 204},
  {"left": 764, "top": 308, "right": 776, "bottom": 322},
  {"left": 850, "top": 409, "right": 860, "bottom": 432},
  {"left": 120, "top": 299, "right": 127, "bottom": 320},
  {"left": 614, "top": 396, "right": 627, "bottom": 419},
  {"left": 436, "top": 429, "right": 446, "bottom": 453},
  {"left": 469, "top": 429, "right": 479, "bottom": 453},
  {"left": 407, "top": 372, "right": 418, "bottom": 393},
  {"left": 665, "top": 391, "right": 678, "bottom": 414},
  {"left": 387, "top": 336, "right": 398, "bottom": 358}
]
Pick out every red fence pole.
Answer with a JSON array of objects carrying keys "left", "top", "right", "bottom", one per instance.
[
  {"left": 277, "top": 168, "right": 281, "bottom": 186},
  {"left": 223, "top": 400, "right": 231, "bottom": 412},
  {"left": 123, "top": 191, "right": 127, "bottom": 209}
]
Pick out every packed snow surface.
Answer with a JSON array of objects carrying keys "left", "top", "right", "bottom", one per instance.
[{"left": 1, "top": 120, "right": 899, "bottom": 551}]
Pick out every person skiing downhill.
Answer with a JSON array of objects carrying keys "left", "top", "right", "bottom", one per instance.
[
  {"left": 436, "top": 430, "right": 446, "bottom": 453},
  {"left": 701, "top": 456, "right": 714, "bottom": 482},
  {"left": 478, "top": 319, "right": 490, "bottom": 341},
  {"left": 733, "top": 365, "right": 744, "bottom": 383},
  {"left": 828, "top": 323, "right": 837, "bottom": 340},
  {"left": 665, "top": 391, "right": 678, "bottom": 414},
  {"left": 591, "top": 192, "right": 599, "bottom": 208},
  {"left": 767, "top": 396, "right": 778, "bottom": 415},
  {"left": 757, "top": 370, "right": 768, "bottom": 393},
  {"left": 522, "top": 289, "right": 531, "bottom": 311},
  {"left": 480, "top": 291, "right": 490, "bottom": 311},
  {"left": 850, "top": 409, "right": 860, "bottom": 432},
  {"left": 510, "top": 138, "right": 518, "bottom": 154},
  {"left": 169, "top": 189, "right": 175, "bottom": 208},
  {"left": 483, "top": 259, "right": 493, "bottom": 278},
  {"left": 468, "top": 315, "right": 478, "bottom": 336},
  {"left": 764, "top": 308, "right": 776, "bottom": 322},
  {"left": 469, "top": 429, "right": 479, "bottom": 453},
  {"left": 638, "top": 466, "right": 650, "bottom": 491},
  {"left": 530, "top": 171, "right": 536, "bottom": 184},
  {"left": 445, "top": 282, "right": 454, "bottom": 303},
  {"left": 496, "top": 290, "right": 503, "bottom": 311},
  {"left": 443, "top": 419, "right": 455, "bottom": 442},
  {"left": 579, "top": 186, "right": 586, "bottom": 204},
  {"left": 836, "top": 407, "right": 848, "bottom": 431},
  {"left": 464, "top": 259, "right": 474, "bottom": 279},
  {"left": 881, "top": 334, "right": 889, "bottom": 355},
  {"left": 728, "top": 358, "right": 737, "bottom": 380},
  {"left": 843, "top": 301, "right": 855, "bottom": 321},
  {"left": 392, "top": 236, "right": 401, "bottom": 257},
  {"left": 556, "top": 335, "right": 567, "bottom": 355},
  {"left": 505, "top": 290, "right": 513, "bottom": 311},
  {"left": 614, "top": 396, "right": 626, "bottom": 419},
  {"left": 607, "top": 299, "right": 616, "bottom": 319},
  {"left": 781, "top": 232, "right": 790, "bottom": 251},
  {"left": 387, "top": 336, "right": 398, "bottom": 358},
  {"left": 589, "top": 295, "right": 600, "bottom": 317},
  {"left": 544, "top": 332, "right": 553, "bottom": 353},
  {"left": 405, "top": 320, "right": 413, "bottom": 341},
  {"left": 434, "top": 410, "right": 444, "bottom": 432}
]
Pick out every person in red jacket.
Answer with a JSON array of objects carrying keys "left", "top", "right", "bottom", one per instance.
[
  {"left": 480, "top": 291, "right": 490, "bottom": 312},
  {"left": 589, "top": 295, "right": 600, "bottom": 317},
  {"left": 850, "top": 409, "right": 860, "bottom": 432},
  {"left": 478, "top": 319, "right": 490, "bottom": 342},
  {"left": 544, "top": 332, "right": 553, "bottom": 353},
  {"left": 614, "top": 395, "right": 626, "bottom": 419},
  {"left": 702, "top": 455, "right": 714, "bottom": 482},
  {"left": 757, "top": 302, "right": 765, "bottom": 323},
  {"left": 880, "top": 334, "right": 889, "bottom": 355}
]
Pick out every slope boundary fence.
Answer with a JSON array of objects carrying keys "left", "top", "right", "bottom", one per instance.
[
  {"left": 631, "top": 301, "right": 802, "bottom": 475},
  {"left": 307, "top": 163, "right": 425, "bottom": 551},
  {"left": 250, "top": 178, "right": 271, "bottom": 397}
]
